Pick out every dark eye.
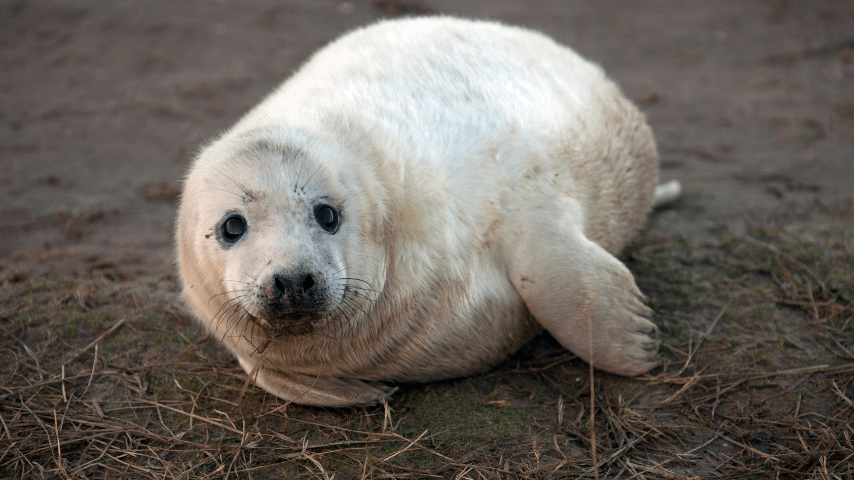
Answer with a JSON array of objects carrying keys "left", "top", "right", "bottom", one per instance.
[
  {"left": 313, "top": 204, "right": 339, "bottom": 233},
  {"left": 219, "top": 214, "right": 247, "bottom": 244}
]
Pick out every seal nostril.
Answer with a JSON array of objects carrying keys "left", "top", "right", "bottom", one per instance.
[
  {"left": 301, "top": 273, "right": 315, "bottom": 291},
  {"left": 273, "top": 274, "right": 292, "bottom": 295}
]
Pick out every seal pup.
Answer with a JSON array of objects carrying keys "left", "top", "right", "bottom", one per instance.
[{"left": 177, "top": 17, "right": 680, "bottom": 407}]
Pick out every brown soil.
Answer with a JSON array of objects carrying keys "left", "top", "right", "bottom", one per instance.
[{"left": 2, "top": 1, "right": 853, "bottom": 478}]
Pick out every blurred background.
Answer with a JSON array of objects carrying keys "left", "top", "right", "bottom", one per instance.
[{"left": 2, "top": 0, "right": 853, "bottom": 278}]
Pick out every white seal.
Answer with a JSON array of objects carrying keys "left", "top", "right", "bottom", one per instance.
[{"left": 177, "top": 17, "right": 680, "bottom": 406}]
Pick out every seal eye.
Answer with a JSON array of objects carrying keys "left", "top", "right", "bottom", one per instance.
[
  {"left": 314, "top": 205, "right": 339, "bottom": 233},
  {"left": 220, "top": 214, "right": 247, "bottom": 243}
]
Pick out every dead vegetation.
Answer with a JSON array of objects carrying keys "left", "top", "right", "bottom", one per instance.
[{"left": 1, "top": 208, "right": 853, "bottom": 479}]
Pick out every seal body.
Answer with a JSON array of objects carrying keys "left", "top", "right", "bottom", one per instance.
[{"left": 177, "top": 17, "right": 662, "bottom": 406}]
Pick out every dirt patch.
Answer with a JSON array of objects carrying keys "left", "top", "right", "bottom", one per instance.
[{"left": 1, "top": 1, "right": 853, "bottom": 478}]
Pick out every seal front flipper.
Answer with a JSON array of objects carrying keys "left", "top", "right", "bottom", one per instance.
[
  {"left": 506, "top": 198, "right": 661, "bottom": 376},
  {"left": 241, "top": 359, "right": 397, "bottom": 407}
]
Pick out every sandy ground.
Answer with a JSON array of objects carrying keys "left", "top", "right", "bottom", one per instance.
[{"left": 2, "top": 0, "right": 852, "bottom": 280}]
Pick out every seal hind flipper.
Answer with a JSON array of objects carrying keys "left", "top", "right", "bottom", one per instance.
[
  {"left": 506, "top": 197, "right": 661, "bottom": 376},
  {"left": 653, "top": 180, "right": 682, "bottom": 207}
]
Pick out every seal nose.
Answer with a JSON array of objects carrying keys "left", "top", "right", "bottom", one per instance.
[{"left": 271, "top": 272, "right": 317, "bottom": 303}]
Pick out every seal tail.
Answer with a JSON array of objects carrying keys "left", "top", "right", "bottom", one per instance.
[{"left": 653, "top": 180, "right": 682, "bottom": 207}]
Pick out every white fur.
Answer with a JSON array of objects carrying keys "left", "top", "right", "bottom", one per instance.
[{"left": 177, "top": 17, "right": 671, "bottom": 406}]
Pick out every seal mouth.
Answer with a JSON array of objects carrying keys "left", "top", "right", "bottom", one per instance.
[{"left": 249, "top": 311, "right": 320, "bottom": 337}]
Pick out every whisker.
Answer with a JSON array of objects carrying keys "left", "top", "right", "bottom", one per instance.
[
  {"left": 212, "top": 164, "right": 255, "bottom": 200},
  {"left": 300, "top": 163, "right": 324, "bottom": 193}
]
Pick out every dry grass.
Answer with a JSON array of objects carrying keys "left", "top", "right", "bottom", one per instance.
[{"left": 2, "top": 208, "right": 853, "bottom": 479}]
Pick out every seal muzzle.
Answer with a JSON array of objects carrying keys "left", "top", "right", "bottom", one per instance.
[{"left": 258, "top": 269, "right": 328, "bottom": 334}]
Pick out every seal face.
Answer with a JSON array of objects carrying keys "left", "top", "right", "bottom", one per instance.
[{"left": 176, "top": 17, "right": 668, "bottom": 406}]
